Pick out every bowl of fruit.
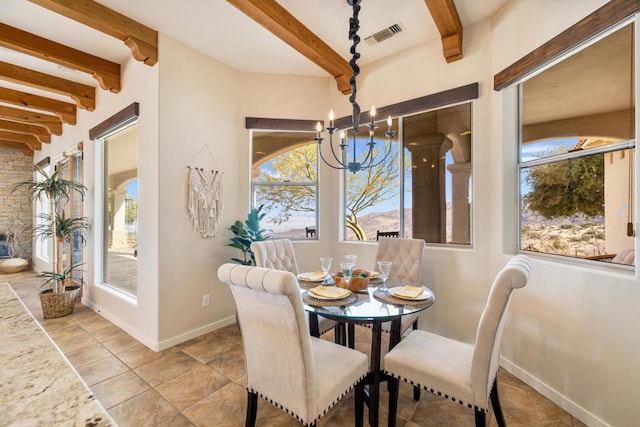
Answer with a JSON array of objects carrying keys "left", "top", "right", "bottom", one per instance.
[{"left": 333, "top": 269, "right": 370, "bottom": 291}]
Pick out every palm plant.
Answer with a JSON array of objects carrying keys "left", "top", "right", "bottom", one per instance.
[{"left": 13, "top": 165, "right": 87, "bottom": 293}]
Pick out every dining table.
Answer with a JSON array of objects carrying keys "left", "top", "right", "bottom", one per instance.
[{"left": 298, "top": 275, "right": 435, "bottom": 427}]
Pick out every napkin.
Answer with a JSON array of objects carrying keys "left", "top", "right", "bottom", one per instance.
[
  {"left": 393, "top": 285, "right": 424, "bottom": 299},
  {"left": 309, "top": 285, "right": 350, "bottom": 299},
  {"left": 299, "top": 271, "right": 329, "bottom": 281}
]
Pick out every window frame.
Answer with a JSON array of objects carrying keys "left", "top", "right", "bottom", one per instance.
[
  {"left": 249, "top": 128, "right": 320, "bottom": 240},
  {"left": 90, "top": 103, "right": 140, "bottom": 297},
  {"left": 341, "top": 99, "right": 475, "bottom": 246},
  {"left": 514, "top": 19, "right": 637, "bottom": 268}
]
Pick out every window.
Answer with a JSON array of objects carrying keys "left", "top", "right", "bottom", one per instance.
[
  {"left": 344, "top": 102, "right": 473, "bottom": 245},
  {"left": 34, "top": 164, "right": 50, "bottom": 262},
  {"left": 103, "top": 124, "right": 139, "bottom": 295},
  {"left": 90, "top": 103, "right": 139, "bottom": 296},
  {"left": 251, "top": 130, "right": 318, "bottom": 239},
  {"left": 57, "top": 151, "right": 84, "bottom": 285},
  {"left": 518, "top": 22, "right": 635, "bottom": 266}
]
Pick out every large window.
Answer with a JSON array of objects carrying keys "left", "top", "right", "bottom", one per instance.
[
  {"left": 251, "top": 130, "right": 318, "bottom": 239},
  {"left": 34, "top": 164, "right": 50, "bottom": 262},
  {"left": 102, "top": 123, "right": 139, "bottom": 295},
  {"left": 344, "top": 102, "right": 473, "bottom": 245},
  {"left": 518, "top": 22, "right": 635, "bottom": 266},
  {"left": 57, "top": 151, "right": 84, "bottom": 285}
]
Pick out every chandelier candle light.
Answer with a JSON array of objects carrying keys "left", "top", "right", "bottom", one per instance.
[{"left": 315, "top": 0, "right": 396, "bottom": 173}]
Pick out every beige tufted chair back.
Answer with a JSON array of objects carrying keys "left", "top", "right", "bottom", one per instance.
[
  {"left": 374, "top": 237, "right": 425, "bottom": 283},
  {"left": 471, "top": 255, "right": 532, "bottom": 407},
  {"left": 251, "top": 239, "right": 299, "bottom": 275}
]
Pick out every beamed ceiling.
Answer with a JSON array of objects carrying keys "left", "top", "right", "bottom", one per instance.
[{"left": 0, "top": 0, "right": 509, "bottom": 156}]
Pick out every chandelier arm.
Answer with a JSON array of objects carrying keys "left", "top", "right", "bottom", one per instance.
[
  {"left": 348, "top": 0, "right": 361, "bottom": 133},
  {"left": 360, "top": 142, "right": 376, "bottom": 166},
  {"left": 318, "top": 140, "right": 348, "bottom": 169},
  {"left": 361, "top": 137, "right": 395, "bottom": 170},
  {"left": 328, "top": 134, "right": 348, "bottom": 166}
]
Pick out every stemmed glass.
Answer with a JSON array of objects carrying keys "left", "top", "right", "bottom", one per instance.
[
  {"left": 377, "top": 261, "right": 392, "bottom": 292},
  {"left": 345, "top": 255, "right": 357, "bottom": 266},
  {"left": 320, "top": 257, "right": 332, "bottom": 276},
  {"left": 340, "top": 262, "right": 355, "bottom": 283}
]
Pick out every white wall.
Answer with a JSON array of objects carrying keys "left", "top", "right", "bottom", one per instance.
[
  {"left": 490, "top": 2, "right": 638, "bottom": 426},
  {"left": 33, "top": 54, "right": 161, "bottom": 349},
  {"left": 154, "top": 36, "right": 335, "bottom": 347}
]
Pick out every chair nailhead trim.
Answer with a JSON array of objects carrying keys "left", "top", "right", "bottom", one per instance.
[
  {"left": 247, "top": 373, "right": 367, "bottom": 426},
  {"left": 383, "top": 370, "right": 489, "bottom": 413}
]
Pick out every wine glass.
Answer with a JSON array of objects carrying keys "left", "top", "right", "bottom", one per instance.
[
  {"left": 340, "top": 262, "right": 354, "bottom": 283},
  {"left": 345, "top": 255, "right": 357, "bottom": 266},
  {"left": 320, "top": 257, "right": 332, "bottom": 275},
  {"left": 377, "top": 261, "right": 392, "bottom": 292}
]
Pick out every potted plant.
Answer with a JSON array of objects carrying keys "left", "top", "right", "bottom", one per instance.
[
  {"left": 227, "top": 205, "right": 270, "bottom": 265},
  {"left": 0, "top": 225, "right": 29, "bottom": 273},
  {"left": 13, "top": 165, "right": 88, "bottom": 318}
]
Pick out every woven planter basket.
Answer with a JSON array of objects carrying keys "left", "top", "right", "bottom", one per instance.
[{"left": 39, "top": 286, "right": 80, "bottom": 319}]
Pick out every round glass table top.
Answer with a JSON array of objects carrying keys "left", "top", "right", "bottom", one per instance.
[{"left": 301, "top": 279, "right": 435, "bottom": 321}]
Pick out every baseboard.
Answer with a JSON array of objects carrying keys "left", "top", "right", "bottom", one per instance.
[
  {"left": 155, "top": 315, "right": 237, "bottom": 351},
  {"left": 500, "top": 356, "right": 610, "bottom": 427},
  {"left": 81, "top": 298, "right": 158, "bottom": 351},
  {"left": 82, "top": 298, "right": 237, "bottom": 351}
]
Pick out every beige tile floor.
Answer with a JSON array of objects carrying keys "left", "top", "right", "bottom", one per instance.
[{"left": 4, "top": 270, "right": 587, "bottom": 427}]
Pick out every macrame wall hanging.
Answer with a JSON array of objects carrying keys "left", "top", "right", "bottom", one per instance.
[{"left": 187, "top": 144, "right": 223, "bottom": 238}]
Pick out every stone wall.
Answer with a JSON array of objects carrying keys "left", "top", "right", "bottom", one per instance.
[{"left": 0, "top": 147, "right": 33, "bottom": 263}]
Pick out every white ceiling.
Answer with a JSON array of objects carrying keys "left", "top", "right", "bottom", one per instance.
[{"left": 0, "top": 0, "right": 510, "bottom": 82}]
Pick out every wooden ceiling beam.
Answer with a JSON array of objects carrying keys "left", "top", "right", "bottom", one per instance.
[
  {"left": 0, "top": 140, "right": 34, "bottom": 156},
  {"left": 0, "top": 105, "right": 62, "bottom": 135},
  {"left": 0, "top": 87, "right": 77, "bottom": 125},
  {"left": 227, "top": 0, "right": 352, "bottom": 95},
  {"left": 0, "top": 119, "right": 51, "bottom": 143},
  {"left": 27, "top": 0, "right": 158, "bottom": 66},
  {"left": 0, "top": 131, "right": 42, "bottom": 151},
  {"left": 0, "top": 60, "right": 95, "bottom": 111},
  {"left": 424, "top": 0, "right": 463, "bottom": 63},
  {"left": 0, "top": 23, "right": 121, "bottom": 93}
]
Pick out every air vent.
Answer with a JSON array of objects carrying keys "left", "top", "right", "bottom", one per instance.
[{"left": 364, "top": 23, "right": 404, "bottom": 46}]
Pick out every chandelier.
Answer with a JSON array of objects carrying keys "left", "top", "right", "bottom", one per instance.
[{"left": 314, "top": 0, "right": 395, "bottom": 173}]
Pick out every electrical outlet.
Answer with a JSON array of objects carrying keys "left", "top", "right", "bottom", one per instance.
[{"left": 202, "top": 294, "right": 210, "bottom": 307}]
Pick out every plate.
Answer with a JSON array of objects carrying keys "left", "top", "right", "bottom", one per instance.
[
  {"left": 388, "top": 286, "right": 430, "bottom": 300},
  {"left": 309, "top": 286, "right": 351, "bottom": 300},
  {"left": 297, "top": 272, "right": 330, "bottom": 282}
]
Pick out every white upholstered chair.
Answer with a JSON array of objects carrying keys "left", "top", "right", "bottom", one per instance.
[
  {"left": 251, "top": 239, "right": 300, "bottom": 275},
  {"left": 217, "top": 263, "right": 368, "bottom": 427},
  {"left": 251, "top": 239, "right": 339, "bottom": 340},
  {"left": 383, "top": 255, "right": 533, "bottom": 427},
  {"left": 375, "top": 237, "right": 426, "bottom": 336},
  {"left": 611, "top": 248, "right": 635, "bottom": 265}
]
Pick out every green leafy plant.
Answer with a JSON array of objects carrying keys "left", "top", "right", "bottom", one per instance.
[
  {"left": 39, "top": 262, "right": 85, "bottom": 289},
  {"left": 227, "top": 205, "right": 270, "bottom": 265},
  {"left": 13, "top": 165, "right": 87, "bottom": 293}
]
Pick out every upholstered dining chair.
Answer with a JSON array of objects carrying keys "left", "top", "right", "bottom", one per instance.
[
  {"left": 217, "top": 263, "right": 368, "bottom": 427},
  {"left": 374, "top": 237, "right": 426, "bottom": 337},
  {"left": 251, "top": 239, "right": 340, "bottom": 341},
  {"left": 383, "top": 255, "right": 533, "bottom": 427}
]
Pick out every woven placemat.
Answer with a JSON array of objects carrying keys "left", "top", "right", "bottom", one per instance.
[
  {"left": 298, "top": 280, "right": 327, "bottom": 289},
  {"left": 373, "top": 288, "right": 433, "bottom": 307},
  {"left": 302, "top": 291, "right": 358, "bottom": 307}
]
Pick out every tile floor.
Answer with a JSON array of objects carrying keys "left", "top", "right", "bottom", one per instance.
[{"left": 4, "top": 270, "right": 587, "bottom": 427}]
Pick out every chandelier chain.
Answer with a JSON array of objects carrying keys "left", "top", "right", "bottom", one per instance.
[{"left": 348, "top": 0, "right": 362, "bottom": 132}]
